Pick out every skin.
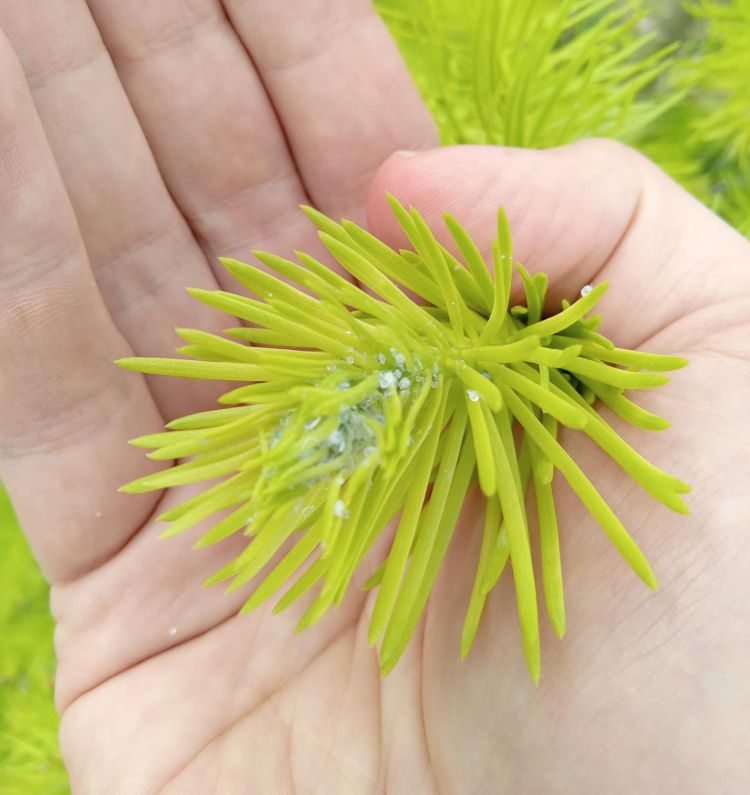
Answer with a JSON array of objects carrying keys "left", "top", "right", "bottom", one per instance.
[{"left": 0, "top": 3, "right": 748, "bottom": 793}]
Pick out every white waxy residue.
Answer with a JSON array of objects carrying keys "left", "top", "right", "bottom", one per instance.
[
  {"left": 328, "top": 430, "right": 346, "bottom": 453},
  {"left": 379, "top": 370, "right": 398, "bottom": 390},
  {"left": 390, "top": 348, "right": 406, "bottom": 368}
]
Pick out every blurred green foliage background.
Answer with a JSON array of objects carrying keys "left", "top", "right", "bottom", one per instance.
[
  {"left": 1, "top": 1, "right": 747, "bottom": 791},
  {"left": 0, "top": 486, "right": 67, "bottom": 794}
]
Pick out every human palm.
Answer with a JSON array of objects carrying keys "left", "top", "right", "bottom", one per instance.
[{"left": 1, "top": 3, "right": 748, "bottom": 794}]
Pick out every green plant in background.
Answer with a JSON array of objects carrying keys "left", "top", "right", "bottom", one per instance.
[
  {"left": 680, "top": 0, "right": 750, "bottom": 235},
  {"left": 686, "top": 0, "right": 750, "bottom": 168},
  {"left": 1, "top": 0, "right": 748, "bottom": 789},
  {"left": 119, "top": 202, "right": 689, "bottom": 681},
  {"left": 0, "top": 486, "right": 65, "bottom": 795},
  {"left": 377, "top": 0, "right": 750, "bottom": 234},
  {"left": 639, "top": 0, "right": 750, "bottom": 234},
  {"left": 377, "top": 0, "right": 679, "bottom": 148}
]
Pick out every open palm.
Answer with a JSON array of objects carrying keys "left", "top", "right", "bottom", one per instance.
[{"left": 1, "top": 3, "right": 748, "bottom": 793}]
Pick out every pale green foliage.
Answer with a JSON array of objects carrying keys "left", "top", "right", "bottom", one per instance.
[
  {"left": 637, "top": 1, "right": 750, "bottom": 233},
  {"left": 121, "top": 204, "right": 688, "bottom": 681},
  {"left": 683, "top": 0, "right": 750, "bottom": 168},
  {"left": 665, "top": 0, "right": 750, "bottom": 235},
  {"left": 377, "top": 0, "right": 750, "bottom": 236},
  {"left": 0, "top": 487, "right": 66, "bottom": 794},
  {"left": 376, "top": 0, "right": 677, "bottom": 147}
]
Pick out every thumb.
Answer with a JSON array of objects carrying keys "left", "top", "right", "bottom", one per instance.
[{"left": 366, "top": 139, "right": 750, "bottom": 349}]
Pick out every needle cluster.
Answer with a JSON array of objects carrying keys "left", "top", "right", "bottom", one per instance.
[{"left": 119, "top": 200, "right": 689, "bottom": 680}]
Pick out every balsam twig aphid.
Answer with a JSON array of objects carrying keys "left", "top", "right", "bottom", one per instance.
[{"left": 118, "top": 199, "right": 689, "bottom": 682}]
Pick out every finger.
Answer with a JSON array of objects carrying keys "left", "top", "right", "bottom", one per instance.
[
  {"left": 0, "top": 31, "right": 163, "bottom": 584},
  {"left": 367, "top": 140, "right": 750, "bottom": 347},
  {"left": 221, "top": 0, "right": 438, "bottom": 221},
  {"left": 85, "top": 0, "right": 328, "bottom": 268},
  {"left": 0, "top": 1, "right": 227, "bottom": 420}
]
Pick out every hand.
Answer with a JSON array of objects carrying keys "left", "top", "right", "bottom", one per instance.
[
  {"left": 1, "top": 5, "right": 748, "bottom": 795},
  {"left": 367, "top": 142, "right": 750, "bottom": 793},
  {"left": 0, "top": 1, "right": 435, "bottom": 791}
]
